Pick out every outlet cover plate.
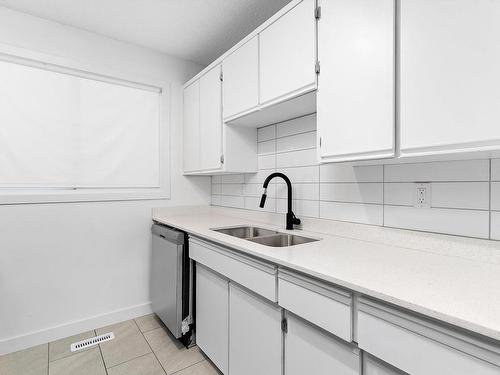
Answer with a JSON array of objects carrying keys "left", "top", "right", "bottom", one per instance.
[{"left": 414, "top": 183, "right": 431, "bottom": 208}]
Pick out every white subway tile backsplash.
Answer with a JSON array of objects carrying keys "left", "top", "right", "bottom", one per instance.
[
  {"left": 432, "top": 182, "right": 489, "bottom": 210},
  {"left": 277, "top": 114, "right": 316, "bottom": 138},
  {"left": 221, "top": 195, "right": 245, "bottom": 209},
  {"left": 245, "top": 170, "right": 275, "bottom": 184},
  {"left": 320, "top": 183, "right": 383, "bottom": 204},
  {"left": 276, "top": 183, "right": 319, "bottom": 200},
  {"left": 258, "top": 154, "right": 276, "bottom": 170},
  {"left": 320, "top": 201, "right": 383, "bottom": 225},
  {"left": 276, "top": 131, "right": 316, "bottom": 153},
  {"left": 212, "top": 195, "right": 221, "bottom": 206},
  {"left": 320, "top": 165, "right": 383, "bottom": 183},
  {"left": 245, "top": 183, "right": 275, "bottom": 198},
  {"left": 384, "top": 206, "right": 490, "bottom": 238},
  {"left": 384, "top": 160, "right": 490, "bottom": 182},
  {"left": 277, "top": 148, "right": 317, "bottom": 168},
  {"left": 257, "top": 125, "right": 276, "bottom": 142},
  {"left": 258, "top": 139, "right": 276, "bottom": 155},
  {"left": 384, "top": 182, "right": 490, "bottom": 210},
  {"left": 279, "top": 166, "right": 319, "bottom": 183},
  {"left": 213, "top": 117, "right": 499, "bottom": 240},
  {"left": 222, "top": 183, "right": 244, "bottom": 196},
  {"left": 492, "top": 159, "right": 500, "bottom": 181},
  {"left": 277, "top": 198, "right": 320, "bottom": 218},
  {"left": 245, "top": 196, "right": 275, "bottom": 212},
  {"left": 222, "top": 174, "right": 245, "bottom": 184},
  {"left": 212, "top": 183, "right": 222, "bottom": 195},
  {"left": 491, "top": 212, "right": 500, "bottom": 240},
  {"left": 491, "top": 182, "right": 500, "bottom": 211}
]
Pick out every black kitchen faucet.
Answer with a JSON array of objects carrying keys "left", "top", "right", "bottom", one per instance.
[{"left": 259, "top": 172, "right": 301, "bottom": 230}]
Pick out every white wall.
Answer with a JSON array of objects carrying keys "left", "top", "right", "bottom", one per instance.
[
  {"left": 212, "top": 114, "right": 499, "bottom": 241},
  {"left": 0, "top": 7, "right": 210, "bottom": 354}
]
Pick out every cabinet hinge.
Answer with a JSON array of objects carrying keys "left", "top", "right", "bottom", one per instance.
[
  {"left": 220, "top": 154, "right": 224, "bottom": 164},
  {"left": 281, "top": 318, "right": 288, "bottom": 333},
  {"left": 315, "top": 61, "right": 320, "bottom": 75},
  {"left": 319, "top": 137, "right": 322, "bottom": 147},
  {"left": 315, "top": 6, "right": 321, "bottom": 20},
  {"left": 220, "top": 72, "right": 223, "bottom": 82}
]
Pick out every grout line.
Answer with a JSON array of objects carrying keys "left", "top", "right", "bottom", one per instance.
[
  {"left": 489, "top": 158, "right": 492, "bottom": 240},
  {"left": 96, "top": 329, "right": 109, "bottom": 375},
  {"left": 105, "top": 352, "right": 151, "bottom": 371},
  {"left": 382, "top": 165, "right": 385, "bottom": 227},
  {"left": 132, "top": 320, "right": 168, "bottom": 375},
  {"left": 170, "top": 359, "right": 207, "bottom": 375},
  {"left": 46, "top": 342, "right": 49, "bottom": 375}
]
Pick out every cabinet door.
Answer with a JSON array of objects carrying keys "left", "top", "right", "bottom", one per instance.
[
  {"left": 285, "top": 315, "right": 359, "bottom": 375},
  {"left": 259, "top": 0, "right": 316, "bottom": 104},
  {"left": 318, "top": 0, "right": 395, "bottom": 163},
  {"left": 229, "top": 284, "right": 281, "bottom": 375},
  {"left": 196, "top": 265, "right": 228, "bottom": 374},
  {"left": 183, "top": 81, "right": 200, "bottom": 172},
  {"left": 400, "top": 0, "right": 500, "bottom": 156},
  {"left": 223, "top": 36, "right": 259, "bottom": 119},
  {"left": 199, "top": 65, "right": 223, "bottom": 171},
  {"left": 363, "top": 354, "right": 406, "bottom": 375}
]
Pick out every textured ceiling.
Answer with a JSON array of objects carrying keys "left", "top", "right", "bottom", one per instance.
[{"left": 0, "top": 0, "right": 291, "bottom": 65}]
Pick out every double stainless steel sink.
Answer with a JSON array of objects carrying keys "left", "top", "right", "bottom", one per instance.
[{"left": 212, "top": 226, "right": 319, "bottom": 247}]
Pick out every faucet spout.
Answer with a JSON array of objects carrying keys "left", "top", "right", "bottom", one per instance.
[{"left": 260, "top": 172, "right": 301, "bottom": 230}]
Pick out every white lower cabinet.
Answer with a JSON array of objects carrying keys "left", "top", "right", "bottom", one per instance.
[
  {"left": 358, "top": 298, "right": 500, "bottom": 375},
  {"left": 229, "top": 283, "right": 282, "bottom": 375},
  {"left": 363, "top": 353, "right": 406, "bottom": 375},
  {"left": 195, "top": 265, "right": 228, "bottom": 374},
  {"left": 285, "top": 314, "right": 360, "bottom": 375}
]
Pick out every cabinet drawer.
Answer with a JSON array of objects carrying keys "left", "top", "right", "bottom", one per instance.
[
  {"left": 358, "top": 298, "right": 500, "bottom": 375},
  {"left": 278, "top": 270, "right": 352, "bottom": 342},
  {"left": 189, "top": 237, "right": 277, "bottom": 301}
]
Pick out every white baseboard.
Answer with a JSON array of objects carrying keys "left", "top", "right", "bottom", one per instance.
[{"left": 0, "top": 302, "right": 152, "bottom": 356}]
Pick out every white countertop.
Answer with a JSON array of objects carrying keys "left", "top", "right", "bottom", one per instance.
[{"left": 153, "top": 206, "right": 500, "bottom": 342}]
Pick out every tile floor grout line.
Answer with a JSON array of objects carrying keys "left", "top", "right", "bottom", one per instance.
[
  {"left": 170, "top": 358, "right": 207, "bottom": 375},
  {"left": 95, "top": 329, "right": 109, "bottom": 375},
  {"left": 47, "top": 343, "right": 49, "bottom": 375},
  {"left": 104, "top": 351, "right": 152, "bottom": 370},
  {"left": 133, "top": 319, "right": 168, "bottom": 375}
]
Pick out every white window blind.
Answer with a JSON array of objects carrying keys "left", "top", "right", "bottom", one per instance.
[{"left": 0, "top": 59, "right": 161, "bottom": 189}]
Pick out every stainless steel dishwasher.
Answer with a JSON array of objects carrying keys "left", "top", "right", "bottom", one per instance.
[{"left": 151, "top": 223, "right": 193, "bottom": 347}]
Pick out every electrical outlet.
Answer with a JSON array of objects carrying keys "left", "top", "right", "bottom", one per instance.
[{"left": 414, "top": 183, "right": 431, "bottom": 208}]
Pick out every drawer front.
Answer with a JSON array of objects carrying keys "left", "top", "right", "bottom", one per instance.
[
  {"left": 278, "top": 271, "right": 352, "bottom": 342},
  {"left": 358, "top": 306, "right": 500, "bottom": 375},
  {"left": 190, "top": 238, "right": 277, "bottom": 301}
]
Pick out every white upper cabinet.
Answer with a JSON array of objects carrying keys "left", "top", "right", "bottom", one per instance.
[
  {"left": 183, "top": 80, "right": 200, "bottom": 173},
  {"left": 199, "top": 65, "right": 223, "bottom": 171},
  {"left": 259, "top": 0, "right": 317, "bottom": 105},
  {"left": 400, "top": 0, "right": 500, "bottom": 157},
  {"left": 183, "top": 64, "right": 257, "bottom": 175},
  {"left": 317, "top": 0, "right": 395, "bottom": 163},
  {"left": 222, "top": 36, "right": 259, "bottom": 119}
]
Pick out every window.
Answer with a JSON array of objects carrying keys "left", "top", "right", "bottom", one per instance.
[{"left": 0, "top": 57, "right": 167, "bottom": 203}]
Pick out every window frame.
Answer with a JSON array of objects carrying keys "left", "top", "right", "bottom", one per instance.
[{"left": 0, "top": 44, "right": 171, "bottom": 204}]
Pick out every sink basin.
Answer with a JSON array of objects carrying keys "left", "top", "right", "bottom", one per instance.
[
  {"left": 247, "top": 233, "right": 319, "bottom": 247},
  {"left": 212, "top": 226, "right": 278, "bottom": 239}
]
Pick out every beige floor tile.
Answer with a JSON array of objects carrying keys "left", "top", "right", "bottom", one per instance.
[
  {"left": 107, "top": 353, "right": 166, "bottom": 375},
  {"left": 96, "top": 319, "right": 151, "bottom": 368},
  {"left": 144, "top": 327, "right": 204, "bottom": 374},
  {"left": 135, "top": 314, "right": 163, "bottom": 333},
  {"left": 0, "top": 344, "right": 48, "bottom": 375},
  {"left": 49, "top": 330, "right": 96, "bottom": 362},
  {"left": 173, "top": 360, "right": 221, "bottom": 375},
  {"left": 48, "top": 347, "right": 106, "bottom": 375}
]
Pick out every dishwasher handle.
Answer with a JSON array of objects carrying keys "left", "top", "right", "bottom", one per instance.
[{"left": 151, "top": 224, "right": 184, "bottom": 244}]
